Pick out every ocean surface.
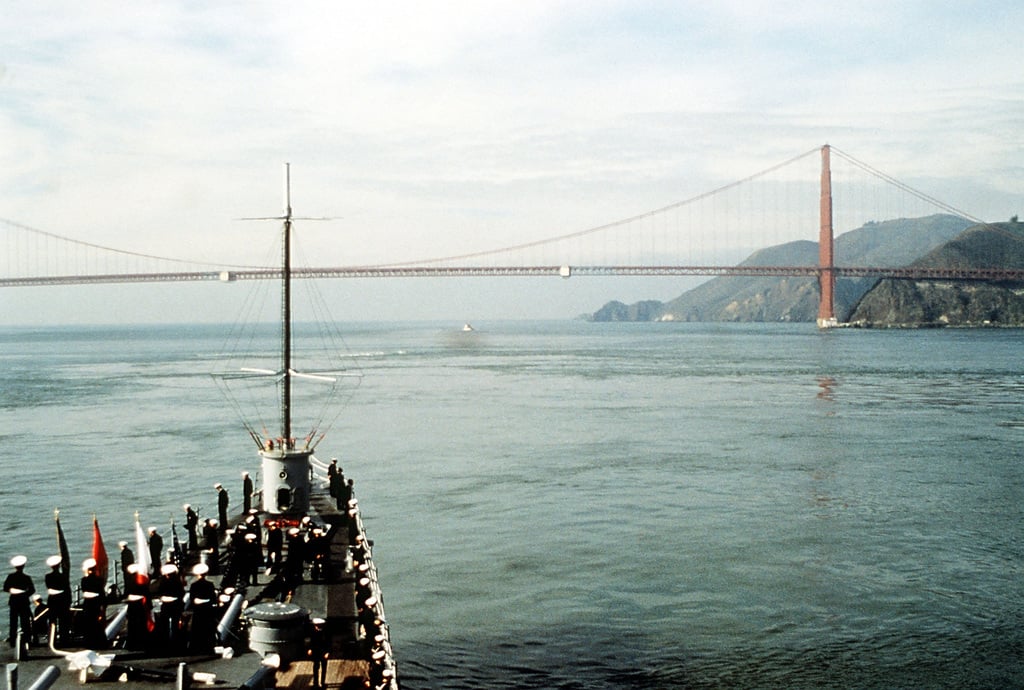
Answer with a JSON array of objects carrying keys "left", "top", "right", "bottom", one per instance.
[{"left": 1, "top": 321, "right": 1023, "bottom": 688}]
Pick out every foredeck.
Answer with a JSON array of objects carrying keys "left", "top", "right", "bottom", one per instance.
[{"left": 4, "top": 476, "right": 396, "bottom": 690}]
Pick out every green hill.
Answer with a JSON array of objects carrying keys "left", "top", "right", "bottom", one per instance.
[{"left": 849, "top": 220, "right": 1024, "bottom": 326}]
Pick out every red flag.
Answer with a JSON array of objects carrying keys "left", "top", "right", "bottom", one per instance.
[
  {"left": 92, "top": 516, "right": 109, "bottom": 584},
  {"left": 55, "top": 510, "right": 71, "bottom": 577}
]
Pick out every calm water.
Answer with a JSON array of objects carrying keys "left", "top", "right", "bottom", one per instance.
[{"left": 1, "top": 321, "right": 1023, "bottom": 688}]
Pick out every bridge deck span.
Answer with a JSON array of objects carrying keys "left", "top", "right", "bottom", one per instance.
[{"left": 3, "top": 265, "right": 1024, "bottom": 288}]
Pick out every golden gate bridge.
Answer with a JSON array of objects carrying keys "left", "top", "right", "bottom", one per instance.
[{"left": 3, "top": 145, "right": 1021, "bottom": 327}]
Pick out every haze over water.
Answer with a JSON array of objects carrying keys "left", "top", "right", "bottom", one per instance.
[{"left": 2, "top": 321, "right": 1022, "bottom": 688}]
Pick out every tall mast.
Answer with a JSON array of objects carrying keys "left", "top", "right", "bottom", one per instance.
[{"left": 281, "top": 163, "right": 292, "bottom": 441}]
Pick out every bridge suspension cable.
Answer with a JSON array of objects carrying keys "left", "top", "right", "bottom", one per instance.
[{"left": 378, "top": 146, "right": 823, "bottom": 268}]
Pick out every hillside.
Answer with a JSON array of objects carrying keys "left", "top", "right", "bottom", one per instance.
[
  {"left": 849, "top": 220, "right": 1024, "bottom": 326},
  {"left": 590, "top": 214, "right": 973, "bottom": 322}
]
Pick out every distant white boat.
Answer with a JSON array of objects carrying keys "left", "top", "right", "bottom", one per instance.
[{"left": 462, "top": 323, "right": 475, "bottom": 332}]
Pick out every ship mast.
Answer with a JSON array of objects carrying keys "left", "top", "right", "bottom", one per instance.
[{"left": 280, "top": 163, "right": 293, "bottom": 442}]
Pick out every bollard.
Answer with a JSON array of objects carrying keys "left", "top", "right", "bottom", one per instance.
[
  {"left": 24, "top": 666, "right": 59, "bottom": 690},
  {"left": 6, "top": 663, "right": 17, "bottom": 690},
  {"left": 176, "top": 662, "right": 189, "bottom": 690}
]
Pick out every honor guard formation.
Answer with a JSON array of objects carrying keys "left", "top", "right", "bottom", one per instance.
[{"left": 4, "top": 462, "right": 396, "bottom": 689}]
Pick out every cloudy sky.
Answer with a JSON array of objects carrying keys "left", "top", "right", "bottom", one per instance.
[{"left": 1, "top": 0, "right": 1021, "bottom": 324}]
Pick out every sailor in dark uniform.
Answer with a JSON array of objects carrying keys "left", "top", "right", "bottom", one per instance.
[
  {"left": 147, "top": 527, "right": 163, "bottom": 575},
  {"left": 79, "top": 558, "right": 106, "bottom": 648},
  {"left": 265, "top": 522, "right": 283, "bottom": 574},
  {"left": 242, "top": 471, "right": 254, "bottom": 514},
  {"left": 118, "top": 541, "right": 134, "bottom": 589},
  {"left": 306, "top": 617, "right": 330, "bottom": 689},
  {"left": 4, "top": 555, "right": 34, "bottom": 648},
  {"left": 202, "top": 519, "right": 220, "bottom": 573},
  {"left": 43, "top": 555, "right": 71, "bottom": 645},
  {"left": 241, "top": 533, "right": 260, "bottom": 586},
  {"left": 283, "top": 527, "right": 304, "bottom": 586},
  {"left": 123, "top": 564, "right": 150, "bottom": 650},
  {"left": 186, "top": 563, "right": 217, "bottom": 653},
  {"left": 29, "top": 594, "right": 48, "bottom": 645},
  {"left": 156, "top": 563, "right": 185, "bottom": 651},
  {"left": 216, "top": 483, "right": 229, "bottom": 532},
  {"left": 339, "top": 478, "right": 354, "bottom": 517},
  {"left": 184, "top": 504, "right": 199, "bottom": 551}
]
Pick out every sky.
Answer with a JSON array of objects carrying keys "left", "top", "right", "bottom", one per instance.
[{"left": 1, "top": 0, "right": 1022, "bottom": 324}]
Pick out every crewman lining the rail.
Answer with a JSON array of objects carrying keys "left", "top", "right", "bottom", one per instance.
[
  {"left": 216, "top": 483, "right": 229, "bottom": 532},
  {"left": 202, "top": 519, "right": 220, "bottom": 573},
  {"left": 147, "top": 526, "right": 163, "bottom": 576},
  {"left": 4, "top": 555, "right": 35, "bottom": 649},
  {"left": 184, "top": 504, "right": 199, "bottom": 551},
  {"left": 118, "top": 540, "right": 134, "bottom": 588},
  {"left": 339, "top": 479, "right": 354, "bottom": 521},
  {"left": 242, "top": 471, "right": 254, "bottom": 514},
  {"left": 44, "top": 555, "right": 71, "bottom": 645}
]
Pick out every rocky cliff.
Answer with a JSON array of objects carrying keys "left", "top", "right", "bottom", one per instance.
[{"left": 848, "top": 220, "right": 1024, "bottom": 326}]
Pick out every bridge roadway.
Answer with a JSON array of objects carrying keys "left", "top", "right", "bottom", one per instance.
[{"left": 3, "top": 265, "right": 1024, "bottom": 288}]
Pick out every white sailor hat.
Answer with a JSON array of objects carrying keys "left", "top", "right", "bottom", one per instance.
[
  {"left": 192, "top": 563, "right": 209, "bottom": 576},
  {"left": 148, "top": 526, "right": 157, "bottom": 533},
  {"left": 160, "top": 563, "right": 178, "bottom": 575},
  {"left": 183, "top": 504, "right": 191, "bottom": 510},
  {"left": 10, "top": 555, "right": 27, "bottom": 568},
  {"left": 364, "top": 596, "right": 378, "bottom": 608},
  {"left": 245, "top": 533, "right": 257, "bottom": 541},
  {"left": 312, "top": 617, "right": 325, "bottom": 625},
  {"left": 241, "top": 471, "right": 249, "bottom": 477},
  {"left": 118, "top": 541, "right": 128, "bottom": 548},
  {"left": 82, "top": 558, "right": 97, "bottom": 571},
  {"left": 46, "top": 555, "right": 62, "bottom": 568},
  {"left": 214, "top": 483, "right": 223, "bottom": 490}
]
